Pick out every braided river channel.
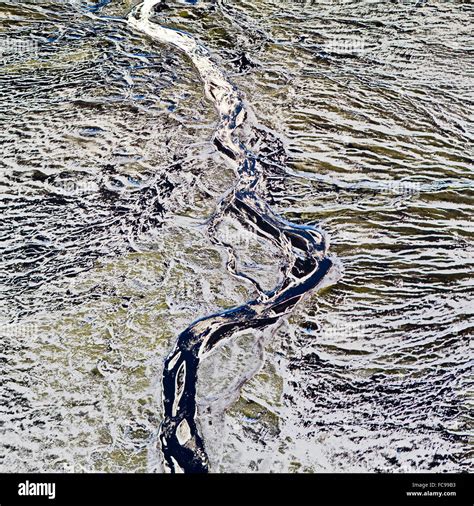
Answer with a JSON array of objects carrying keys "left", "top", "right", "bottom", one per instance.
[{"left": 1, "top": 0, "right": 472, "bottom": 473}]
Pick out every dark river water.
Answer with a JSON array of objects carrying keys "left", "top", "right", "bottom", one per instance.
[{"left": 1, "top": 0, "right": 472, "bottom": 473}]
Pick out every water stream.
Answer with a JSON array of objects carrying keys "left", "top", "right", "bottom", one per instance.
[{"left": 1, "top": 0, "right": 472, "bottom": 473}]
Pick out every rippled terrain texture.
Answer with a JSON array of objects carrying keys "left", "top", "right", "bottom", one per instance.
[{"left": 1, "top": 0, "right": 473, "bottom": 473}]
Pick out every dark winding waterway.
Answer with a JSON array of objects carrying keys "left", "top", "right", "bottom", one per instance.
[{"left": 0, "top": 0, "right": 472, "bottom": 473}]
